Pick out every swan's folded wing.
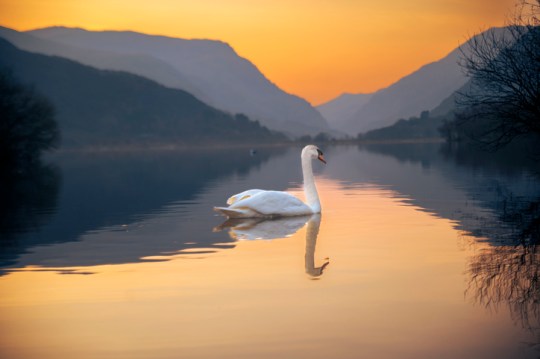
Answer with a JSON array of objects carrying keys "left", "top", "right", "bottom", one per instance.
[
  {"left": 226, "top": 189, "right": 265, "bottom": 205},
  {"left": 229, "top": 190, "right": 312, "bottom": 216}
]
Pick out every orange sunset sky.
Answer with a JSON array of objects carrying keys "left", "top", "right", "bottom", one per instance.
[{"left": 0, "top": 0, "right": 517, "bottom": 104}]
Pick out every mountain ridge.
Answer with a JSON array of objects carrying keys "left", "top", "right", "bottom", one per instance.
[
  {"left": 0, "top": 25, "right": 206, "bottom": 99},
  {"left": 316, "top": 92, "right": 373, "bottom": 133},
  {"left": 26, "top": 26, "right": 329, "bottom": 136},
  {"left": 317, "top": 27, "right": 508, "bottom": 135},
  {"left": 317, "top": 45, "right": 466, "bottom": 134},
  {"left": 0, "top": 38, "right": 285, "bottom": 148}
]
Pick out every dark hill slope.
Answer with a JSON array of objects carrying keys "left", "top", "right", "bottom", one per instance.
[
  {"left": 27, "top": 26, "right": 330, "bottom": 136},
  {"left": 0, "top": 38, "right": 284, "bottom": 147}
]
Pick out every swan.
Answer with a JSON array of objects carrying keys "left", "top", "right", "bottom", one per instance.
[{"left": 213, "top": 145, "right": 326, "bottom": 218}]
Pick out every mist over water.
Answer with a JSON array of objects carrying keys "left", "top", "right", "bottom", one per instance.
[{"left": 0, "top": 143, "right": 538, "bottom": 358}]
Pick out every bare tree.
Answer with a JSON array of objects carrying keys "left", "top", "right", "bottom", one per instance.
[{"left": 455, "top": 0, "right": 540, "bottom": 150}]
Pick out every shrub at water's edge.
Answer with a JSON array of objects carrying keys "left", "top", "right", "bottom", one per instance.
[{"left": 0, "top": 69, "right": 59, "bottom": 168}]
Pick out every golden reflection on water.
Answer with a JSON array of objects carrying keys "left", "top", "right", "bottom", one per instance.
[{"left": 0, "top": 179, "right": 535, "bottom": 359}]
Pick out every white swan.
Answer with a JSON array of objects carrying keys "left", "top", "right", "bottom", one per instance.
[{"left": 214, "top": 145, "right": 326, "bottom": 218}]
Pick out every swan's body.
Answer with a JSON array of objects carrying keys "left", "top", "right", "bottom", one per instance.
[{"left": 214, "top": 145, "right": 326, "bottom": 218}]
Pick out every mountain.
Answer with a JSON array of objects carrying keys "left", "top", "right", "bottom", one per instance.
[
  {"left": 349, "top": 48, "right": 466, "bottom": 133},
  {"left": 318, "top": 49, "right": 466, "bottom": 134},
  {"left": 0, "top": 38, "right": 285, "bottom": 147},
  {"left": 318, "top": 28, "right": 508, "bottom": 135},
  {"left": 316, "top": 93, "right": 372, "bottom": 134},
  {"left": 0, "top": 26, "right": 204, "bottom": 100},
  {"left": 430, "top": 79, "right": 473, "bottom": 118},
  {"left": 25, "top": 26, "right": 329, "bottom": 136}
]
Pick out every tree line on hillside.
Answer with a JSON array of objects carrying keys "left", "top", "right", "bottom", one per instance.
[{"left": 357, "top": 111, "right": 446, "bottom": 141}]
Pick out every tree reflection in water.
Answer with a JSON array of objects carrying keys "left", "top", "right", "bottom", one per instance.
[
  {"left": 361, "top": 142, "right": 540, "bottom": 347},
  {"left": 0, "top": 162, "right": 60, "bottom": 233},
  {"left": 465, "top": 194, "right": 540, "bottom": 347},
  {"left": 467, "top": 244, "right": 539, "bottom": 333},
  {"left": 0, "top": 161, "right": 61, "bottom": 268}
]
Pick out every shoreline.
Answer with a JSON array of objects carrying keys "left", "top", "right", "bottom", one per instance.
[{"left": 47, "top": 137, "right": 446, "bottom": 155}]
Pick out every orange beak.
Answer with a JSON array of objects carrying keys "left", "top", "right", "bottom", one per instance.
[{"left": 318, "top": 154, "right": 327, "bottom": 164}]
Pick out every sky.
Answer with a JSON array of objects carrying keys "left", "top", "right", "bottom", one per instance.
[{"left": 0, "top": 0, "right": 517, "bottom": 105}]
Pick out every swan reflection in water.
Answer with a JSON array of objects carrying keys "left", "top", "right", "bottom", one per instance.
[{"left": 214, "top": 214, "right": 329, "bottom": 278}]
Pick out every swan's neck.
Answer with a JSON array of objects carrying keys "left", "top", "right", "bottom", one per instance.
[{"left": 302, "top": 154, "right": 321, "bottom": 213}]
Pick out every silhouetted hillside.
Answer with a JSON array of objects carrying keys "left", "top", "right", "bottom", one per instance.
[
  {"left": 0, "top": 26, "right": 204, "bottom": 100},
  {"left": 26, "top": 26, "right": 330, "bottom": 136},
  {"left": 359, "top": 111, "right": 445, "bottom": 141},
  {"left": 0, "top": 38, "right": 285, "bottom": 148},
  {"left": 318, "top": 28, "right": 509, "bottom": 135},
  {"left": 316, "top": 93, "right": 372, "bottom": 132}
]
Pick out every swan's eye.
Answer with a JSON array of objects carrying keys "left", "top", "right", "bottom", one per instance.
[{"left": 317, "top": 149, "right": 323, "bottom": 156}]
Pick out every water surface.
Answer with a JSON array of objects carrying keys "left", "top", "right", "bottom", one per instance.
[{"left": 0, "top": 144, "right": 538, "bottom": 358}]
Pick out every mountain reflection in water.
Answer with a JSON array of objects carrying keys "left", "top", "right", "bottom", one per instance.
[{"left": 0, "top": 147, "right": 288, "bottom": 273}]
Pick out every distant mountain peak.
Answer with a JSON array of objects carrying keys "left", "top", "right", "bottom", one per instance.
[{"left": 321, "top": 27, "right": 515, "bottom": 135}]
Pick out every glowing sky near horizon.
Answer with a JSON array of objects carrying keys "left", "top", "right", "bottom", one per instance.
[{"left": 0, "top": 0, "right": 516, "bottom": 104}]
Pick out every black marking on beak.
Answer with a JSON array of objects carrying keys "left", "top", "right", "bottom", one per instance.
[{"left": 317, "top": 149, "right": 326, "bottom": 164}]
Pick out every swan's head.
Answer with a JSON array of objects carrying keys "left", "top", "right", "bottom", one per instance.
[{"left": 302, "top": 145, "right": 326, "bottom": 164}]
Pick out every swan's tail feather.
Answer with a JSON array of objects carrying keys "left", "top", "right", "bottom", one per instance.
[{"left": 213, "top": 207, "right": 249, "bottom": 218}]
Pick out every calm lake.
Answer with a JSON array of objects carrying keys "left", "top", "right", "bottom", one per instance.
[{"left": 1, "top": 143, "right": 539, "bottom": 359}]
